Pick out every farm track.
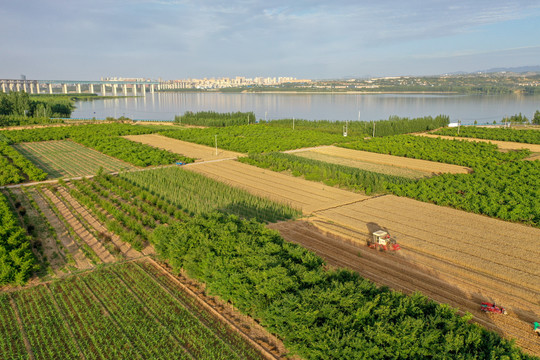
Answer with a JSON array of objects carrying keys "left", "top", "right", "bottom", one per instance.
[
  {"left": 40, "top": 187, "right": 115, "bottom": 264},
  {"left": 186, "top": 160, "right": 368, "bottom": 213},
  {"left": 30, "top": 189, "right": 92, "bottom": 271},
  {"left": 269, "top": 220, "right": 540, "bottom": 356}
]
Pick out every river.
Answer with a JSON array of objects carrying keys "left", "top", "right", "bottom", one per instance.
[{"left": 72, "top": 92, "right": 540, "bottom": 125}]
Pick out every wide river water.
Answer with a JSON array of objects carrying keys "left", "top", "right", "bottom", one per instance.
[{"left": 72, "top": 92, "right": 540, "bottom": 125}]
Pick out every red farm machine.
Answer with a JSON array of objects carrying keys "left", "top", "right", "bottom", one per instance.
[
  {"left": 480, "top": 302, "right": 507, "bottom": 315},
  {"left": 368, "top": 230, "right": 401, "bottom": 251}
]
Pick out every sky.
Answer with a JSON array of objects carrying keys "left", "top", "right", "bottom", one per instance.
[{"left": 1, "top": 0, "right": 540, "bottom": 80}]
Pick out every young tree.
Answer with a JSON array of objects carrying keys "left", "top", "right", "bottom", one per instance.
[{"left": 533, "top": 110, "right": 540, "bottom": 125}]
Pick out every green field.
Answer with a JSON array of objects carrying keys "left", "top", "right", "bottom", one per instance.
[
  {"left": 0, "top": 260, "right": 263, "bottom": 360},
  {"left": 13, "top": 140, "right": 135, "bottom": 178}
]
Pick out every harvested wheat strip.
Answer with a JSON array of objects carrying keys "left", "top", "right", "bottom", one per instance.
[
  {"left": 124, "top": 134, "right": 244, "bottom": 161},
  {"left": 307, "top": 146, "right": 471, "bottom": 174},
  {"left": 316, "top": 208, "right": 538, "bottom": 290}
]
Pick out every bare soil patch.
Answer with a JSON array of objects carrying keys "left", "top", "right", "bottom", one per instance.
[
  {"left": 416, "top": 133, "right": 540, "bottom": 152},
  {"left": 186, "top": 160, "right": 369, "bottom": 214},
  {"left": 269, "top": 220, "right": 540, "bottom": 357},
  {"left": 124, "top": 134, "right": 244, "bottom": 161},
  {"left": 294, "top": 145, "right": 471, "bottom": 176}
]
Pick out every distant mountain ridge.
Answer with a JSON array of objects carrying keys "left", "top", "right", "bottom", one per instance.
[{"left": 475, "top": 65, "right": 540, "bottom": 74}]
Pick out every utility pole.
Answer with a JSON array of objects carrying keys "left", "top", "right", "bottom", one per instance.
[
  {"left": 457, "top": 120, "right": 461, "bottom": 135},
  {"left": 247, "top": 114, "right": 249, "bottom": 125},
  {"left": 372, "top": 121, "right": 376, "bottom": 138},
  {"left": 265, "top": 111, "right": 267, "bottom": 121}
]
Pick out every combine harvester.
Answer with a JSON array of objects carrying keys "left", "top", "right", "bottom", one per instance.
[
  {"left": 368, "top": 230, "right": 401, "bottom": 251},
  {"left": 480, "top": 302, "right": 507, "bottom": 315}
]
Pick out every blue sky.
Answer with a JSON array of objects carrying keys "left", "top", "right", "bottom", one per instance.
[{"left": 1, "top": 0, "right": 540, "bottom": 80}]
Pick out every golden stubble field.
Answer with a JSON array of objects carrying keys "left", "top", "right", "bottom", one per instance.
[
  {"left": 292, "top": 145, "right": 471, "bottom": 178},
  {"left": 124, "top": 134, "right": 244, "bottom": 161},
  {"left": 185, "top": 160, "right": 369, "bottom": 213}
]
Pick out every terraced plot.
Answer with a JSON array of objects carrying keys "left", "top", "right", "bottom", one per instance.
[
  {"left": 124, "top": 134, "right": 244, "bottom": 161},
  {"left": 13, "top": 140, "right": 134, "bottom": 179},
  {"left": 292, "top": 145, "right": 471, "bottom": 177},
  {"left": 186, "top": 160, "right": 369, "bottom": 214},
  {"left": 417, "top": 133, "right": 540, "bottom": 152}
]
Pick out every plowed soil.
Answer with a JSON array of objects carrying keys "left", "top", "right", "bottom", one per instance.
[
  {"left": 292, "top": 145, "right": 471, "bottom": 176},
  {"left": 269, "top": 220, "right": 540, "bottom": 356},
  {"left": 124, "top": 134, "right": 244, "bottom": 161},
  {"left": 185, "top": 160, "right": 369, "bottom": 213}
]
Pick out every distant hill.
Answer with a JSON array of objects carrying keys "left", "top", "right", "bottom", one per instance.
[{"left": 476, "top": 65, "right": 540, "bottom": 74}]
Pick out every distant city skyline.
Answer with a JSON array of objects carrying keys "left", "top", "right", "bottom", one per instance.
[{"left": 1, "top": 0, "right": 540, "bottom": 80}]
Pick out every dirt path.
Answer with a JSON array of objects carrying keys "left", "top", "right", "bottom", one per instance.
[
  {"left": 56, "top": 186, "right": 141, "bottom": 259},
  {"left": 30, "top": 189, "right": 92, "bottom": 271},
  {"left": 40, "top": 187, "right": 115, "bottom": 264},
  {"left": 269, "top": 220, "right": 540, "bottom": 357}
]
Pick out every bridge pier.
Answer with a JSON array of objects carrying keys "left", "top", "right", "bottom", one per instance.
[
  {"left": 62, "top": 84, "right": 68, "bottom": 94},
  {"left": 112, "top": 84, "right": 117, "bottom": 96},
  {"left": 49, "top": 84, "right": 53, "bottom": 94},
  {"left": 101, "top": 84, "right": 106, "bottom": 96},
  {"left": 141, "top": 84, "right": 146, "bottom": 96},
  {"left": 76, "top": 84, "right": 81, "bottom": 93},
  {"left": 133, "top": 84, "right": 137, "bottom": 96},
  {"left": 89, "top": 84, "right": 94, "bottom": 94},
  {"left": 123, "top": 84, "right": 128, "bottom": 95},
  {"left": 150, "top": 84, "right": 155, "bottom": 93}
]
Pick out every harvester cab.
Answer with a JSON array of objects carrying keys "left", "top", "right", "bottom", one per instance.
[
  {"left": 534, "top": 322, "right": 540, "bottom": 336},
  {"left": 369, "top": 230, "right": 401, "bottom": 251}
]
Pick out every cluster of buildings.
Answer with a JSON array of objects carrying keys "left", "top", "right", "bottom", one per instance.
[{"left": 158, "top": 76, "right": 310, "bottom": 90}]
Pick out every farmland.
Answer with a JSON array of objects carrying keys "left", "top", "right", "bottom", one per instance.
[
  {"left": 1, "top": 260, "right": 267, "bottom": 360},
  {"left": 184, "top": 159, "right": 369, "bottom": 213},
  {"left": 0, "top": 120, "right": 539, "bottom": 358},
  {"left": 292, "top": 145, "right": 471, "bottom": 177},
  {"left": 13, "top": 140, "right": 135, "bottom": 178},
  {"left": 124, "top": 133, "right": 244, "bottom": 161}
]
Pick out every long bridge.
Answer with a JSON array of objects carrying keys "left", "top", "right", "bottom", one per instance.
[{"left": 0, "top": 79, "right": 162, "bottom": 96}]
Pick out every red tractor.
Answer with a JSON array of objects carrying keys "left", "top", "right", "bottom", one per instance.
[
  {"left": 368, "top": 230, "right": 401, "bottom": 251},
  {"left": 480, "top": 302, "right": 507, "bottom": 315}
]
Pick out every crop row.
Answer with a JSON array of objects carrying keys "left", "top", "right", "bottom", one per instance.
[
  {"left": 151, "top": 211, "right": 533, "bottom": 359},
  {"left": 174, "top": 111, "right": 257, "bottom": 127},
  {"left": 0, "top": 192, "right": 38, "bottom": 286},
  {"left": 0, "top": 261, "right": 261, "bottom": 359},
  {"left": 1, "top": 123, "right": 192, "bottom": 171},
  {"left": 159, "top": 124, "right": 356, "bottom": 153},
  {"left": 266, "top": 115, "right": 450, "bottom": 137},
  {"left": 434, "top": 126, "right": 540, "bottom": 144},
  {"left": 120, "top": 167, "right": 301, "bottom": 222},
  {"left": 239, "top": 152, "right": 414, "bottom": 195},
  {"left": 0, "top": 142, "right": 47, "bottom": 185}
]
